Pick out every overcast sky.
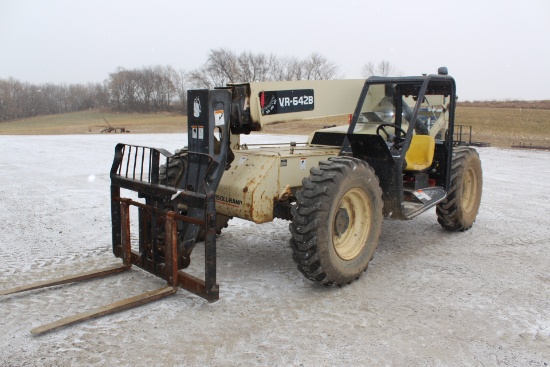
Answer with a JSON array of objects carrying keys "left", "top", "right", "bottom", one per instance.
[{"left": 1, "top": 0, "right": 549, "bottom": 101}]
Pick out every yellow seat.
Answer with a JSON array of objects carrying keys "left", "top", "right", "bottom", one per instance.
[{"left": 405, "top": 135, "right": 435, "bottom": 171}]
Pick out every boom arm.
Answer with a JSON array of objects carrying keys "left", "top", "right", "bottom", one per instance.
[{"left": 228, "top": 80, "right": 365, "bottom": 134}]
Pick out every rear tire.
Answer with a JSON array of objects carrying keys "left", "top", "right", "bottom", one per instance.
[
  {"left": 289, "top": 157, "right": 383, "bottom": 286},
  {"left": 436, "top": 147, "right": 482, "bottom": 231}
]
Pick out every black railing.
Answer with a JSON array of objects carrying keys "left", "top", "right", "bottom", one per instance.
[
  {"left": 454, "top": 124, "right": 472, "bottom": 146},
  {"left": 111, "top": 143, "right": 174, "bottom": 186}
]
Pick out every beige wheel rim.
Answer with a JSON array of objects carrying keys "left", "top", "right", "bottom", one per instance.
[
  {"left": 461, "top": 165, "right": 478, "bottom": 213},
  {"left": 332, "top": 188, "right": 372, "bottom": 261}
]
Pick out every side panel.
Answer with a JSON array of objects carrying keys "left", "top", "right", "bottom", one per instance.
[
  {"left": 215, "top": 153, "right": 279, "bottom": 224},
  {"left": 216, "top": 147, "right": 340, "bottom": 223}
]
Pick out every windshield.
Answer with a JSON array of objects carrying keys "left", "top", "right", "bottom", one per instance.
[{"left": 355, "top": 82, "right": 451, "bottom": 140}]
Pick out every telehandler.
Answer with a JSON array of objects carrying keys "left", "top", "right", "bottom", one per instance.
[{"left": 1, "top": 67, "right": 482, "bottom": 334}]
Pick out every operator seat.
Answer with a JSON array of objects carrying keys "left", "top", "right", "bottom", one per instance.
[{"left": 404, "top": 135, "right": 435, "bottom": 171}]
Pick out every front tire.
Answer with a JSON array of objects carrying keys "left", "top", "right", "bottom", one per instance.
[
  {"left": 289, "top": 157, "right": 383, "bottom": 286},
  {"left": 436, "top": 147, "right": 483, "bottom": 231}
]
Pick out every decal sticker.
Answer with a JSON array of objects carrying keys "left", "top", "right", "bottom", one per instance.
[
  {"left": 260, "top": 89, "right": 314, "bottom": 115},
  {"left": 216, "top": 194, "right": 243, "bottom": 207},
  {"left": 193, "top": 96, "right": 201, "bottom": 118},
  {"left": 281, "top": 159, "right": 287, "bottom": 167},
  {"left": 300, "top": 157, "right": 307, "bottom": 170},
  {"left": 261, "top": 95, "right": 277, "bottom": 115},
  {"left": 191, "top": 126, "right": 198, "bottom": 139},
  {"left": 198, "top": 126, "right": 204, "bottom": 140},
  {"left": 414, "top": 189, "right": 431, "bottom": 201},
  {"left": 214, "top": 109, "right": 224, "bottom": 126}
]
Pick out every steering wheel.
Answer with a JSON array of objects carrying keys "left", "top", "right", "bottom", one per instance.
[{"left": 376, "top": 123, "right": 407, "bottom": 149}]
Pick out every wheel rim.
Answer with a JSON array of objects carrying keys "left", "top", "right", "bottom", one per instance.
[
  {"left": 461, "top": 166, "right": 478, "bottom": 213},
  {"left": 332, "top": 188, "right": 372, "bottom": 261}
]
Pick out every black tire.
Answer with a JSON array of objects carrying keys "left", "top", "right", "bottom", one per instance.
[
  {"left": 289, "top": 157, "right": 384, "bottom": 286},
  {"left": 436, "top": 147, "right": 482, "bottom": 231},
  {"left": 159, "top": 149, "right": 187, "bottom": 187},
  {"left": 160, "top": 151, "right": 231, "bottom": 236}
]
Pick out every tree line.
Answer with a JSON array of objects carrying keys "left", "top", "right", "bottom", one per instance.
[
  {"left": 0, "top": 65, "right": 183, "bottom": 121},
  {"left": 0, "top": 48, "right": 395, "bottom": 122},
  {"left": 186, "top": 49, "right": 339, "bottom": 88},
  {"left": 0, "top": 79, "right": 107, "bottom": 121}
]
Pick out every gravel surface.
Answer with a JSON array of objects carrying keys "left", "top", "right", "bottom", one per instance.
[{"left": 0, "top": 134, "right": 548, "bottom": 366}]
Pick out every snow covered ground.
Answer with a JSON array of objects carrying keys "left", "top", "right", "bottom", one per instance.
[{"left": 0, "top": 133, "right": 549, "bottom": 366}]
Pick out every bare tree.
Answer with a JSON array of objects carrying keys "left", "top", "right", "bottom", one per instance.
[
  {"left": 139, "top": 66, "right": 156, "bottom": 110},
  {"left": 91, "top": 83, "right": 109, "bottom": 108},
  {"left": 0, "top": 78, "right": 24, "bottom": 120},
  {"left": 361, "top": 60, "right": 400, "bottom": 77},
  {"left": 107, "top": 67, "right": 138, "bottom": 111},
  {"left": 189, "top": 49, "right": 275, "bottom": 87},
  {"left": 105, "top": 65, "right": 177, "bottom": 112},
  {"left": 187, "top": 48, "right": 240, "bottom": 88},
  {"left": 237, "top": 51, "right": 276, "bottom": 82},
  {"left": 208, "top": 48, "right": 239, "bottom": 84},
  {"left": 302, "top": 53, "right": 339, "bottom": 80},
  {"left": 189, "top": 48, "right": 340, "bottom": 87},
  {"left": 172, "top": 68, "right": 188, "bottom": 113},
  {"left": 186, "top": 69, "right": 213, "bottom": 89},
  {"left": 149, "top": 65, "right": 175, "bottom": 111},
  {"left": 269, "top": 56, "right": 303, "bottom": 81}
]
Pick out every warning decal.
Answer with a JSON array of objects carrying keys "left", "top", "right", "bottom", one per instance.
[
  {"left": 300, "top": 158, "right": 307, "bottom": 170},
  {"left": 214, "top": 109, "right": 224, "bottom": 126}
]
